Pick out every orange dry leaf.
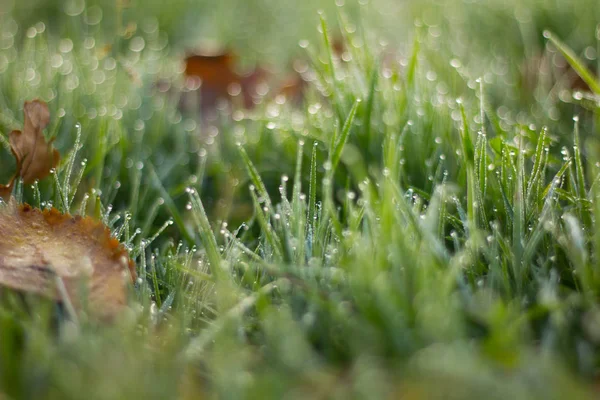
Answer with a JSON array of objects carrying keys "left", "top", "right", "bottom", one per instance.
[
  {"left": 0, "top": 201, "right": 136, "bottom": 318},
  {"left": 0, "top": 100, "right": 60, "bottom": 200},
  {"left": 185, "top": 52, "right": 240, "bottom": 91},
  {"left": 184, "top": 50, "right": 268, "bottom": 109}
]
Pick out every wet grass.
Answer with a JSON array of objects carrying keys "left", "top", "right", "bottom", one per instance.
[{"left": 1, "top": 0, "right": 600, "bottom": 398}]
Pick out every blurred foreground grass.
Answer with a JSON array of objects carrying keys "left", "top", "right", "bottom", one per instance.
[{"left": 1, "top": 0, "right": 600, "bottom": 398}]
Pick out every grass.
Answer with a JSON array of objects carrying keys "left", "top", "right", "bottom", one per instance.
[{"left": 1, "top": 0, "right": 600, "bottom": 398}]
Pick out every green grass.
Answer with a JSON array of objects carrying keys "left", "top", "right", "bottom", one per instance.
[{"left": 1, "top": 0, "right": 600, "bottom": 398}]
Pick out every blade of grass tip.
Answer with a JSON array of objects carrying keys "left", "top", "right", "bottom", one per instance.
[
  {"left": 147, "top": 163, "right": 195, "bottom": 246},
  {"left": 93, "top": 194, "right": 103, "bottom": 220},
  {"left": 406, "top": 31, "right": 420, "bottom": 88},
  {"left": 323, "top": 99, "right": 360, "bottom": 240},
  {"left": 319, "top": 13, "right": 337, "bottom": 83},
  {"left": 562, "top": 213, "right": 592, "bottom": 294},
  {"left": 179, "top": 262, "right": 215, "bottom": 283},
  {"left": 331, "top": 99, "right": 361, "bottom": 171},
  {"left": 292, "top": 140, "right": 304, "bottom": 207},
  {"left": 542, "top": 159, "right": 571, "bottom": 198},
  {"left": 545, "top": 31, "right": 600, "bottom": 94},
  {"left": 140, "top": 197, "right": 165, "bottom": 238},
  {"left": 14, "top": 178, "right": 23, "bottom": 203},
  {"left": 308, "top": 142, "right": 318, "bottom": 235},
  {"left": 78, "top": 193, "right": 90, "bottom": 216},
  {"left": 277, "top": 215, "right": 295, "bottom": 264},
  {"left": 390, "top": 179, "right": 449, "bottom": 264},
  {"left": 438, "top": 177, "right": 448, "bottom": 241},
  {"left": 292, "top": 141, "right": 306, "bottom": 264},
  {"left": 188, "top": 187, "right": 225, "bottom": 281},
  {"left": 68, "top": 158, "right": 87, "bottom": 209},
  {"left": 238, "top": 145, "right": 273, "bottom": 211},
  {"left": 137, "top": 241, "right": 150, "bottom": 302},
  {"left": 145, "top": 218, "right": 175, "bottom": 248},
  {"left": 323, "top": 188, "right": 343, "bottom": 239},
  {"left": 32, "top": 181, "right": 41, "bottom": 208},
  {"left": 63, "top": 122, "right": 82, "bottom": 205},
  {"left": 526, "top": 127, "right": 548, "bottom": 208},
  {"left": 129, "top": 160, "right": 143, "bottom": 218},
  {"left": 423, "top": 184, "right": 443, "bottom": 239},
  {"left": 336, "top": 5, "right": 365, "bottom": 72},
  {"left": 498, "top": 146, "right": 514, "bottom": 227},
  {"left": 573, "top": 116, "right": 586, "bottom": 200},
  {"left": 474, "top": 131, "right": 489, "bottom": 227},
  {"left": 157, "top": 292, "right": 175, "bottom": 319},
  {"left": 195, "top": 149, "right": 208, "bottom": 195},
  {"left": 523, "top": 168, "right": 561, "bottom": 265},
  {"left": 319, "top": 13, "right": 345, "bottom": 121},
  {"left": 51, "top": 169, "right": 68, "bottom": 212},
  {"left": 329, "top": 124, "right": 339, "bottom": 162},
  {"left": 363, "top": 62, "right": 379, "bottom": 151},
  {"left": 249, "top": 187, "right": 284, "bottom": 261},
  {"left": 513, "top": 133, "right": 526, "bottom": 293},
  {"left": 459, "top": 101, "right": 476, "bottom": 229},
  {"left": 478, "top": 78, "right": 486, "bottom": 136},
  {"left": 150, "top": 254, "right": 162, "bottom": 309},
  {"left": 474, "top": 132, "right": 486, "bottom": 185},
  {"left": 564, "top": 146, "right": 579, "bottom": 196}
]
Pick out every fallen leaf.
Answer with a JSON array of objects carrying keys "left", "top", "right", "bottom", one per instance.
[
  {"left": 0, "top": 100, "right": 60, "bottom": 200},
  {"left": 185, "top": 52, "right": 239, "bottom": 91},
  {"left": 184, "top": 49, "right": 268, "bottom": 109},
  {"left": 0, "top": 200, "right": 136, "bottom": 319},
  {"left": 181, "top": 35, "right": 349, "bottom": 113}
]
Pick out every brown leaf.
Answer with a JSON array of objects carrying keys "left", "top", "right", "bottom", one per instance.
[
  {"left": 185, "top": 52, "right": 241, "bottom": 92},
  {"left": 0, "top": 100, "right": 60, "bottom": 200},
  {"left": 0, "top": 201, "right": 136, "bottom": 319},
  {"left": 10, "top": 100, "right": 60, "bottom": 184},
  {"left": 184, "top": 50, "right": 269, "bottom": 109}
]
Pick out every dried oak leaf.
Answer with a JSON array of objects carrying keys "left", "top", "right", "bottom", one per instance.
[
  {"left": 0, "top": 100, "right": 60, "bottom": 200},
  {"left": 0, "top": 201, "right": 136, "bottom": 318}
]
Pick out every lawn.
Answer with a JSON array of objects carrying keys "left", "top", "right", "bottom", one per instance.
[{"left": 0, "top": 0, "right": 600, "bottom": 398}]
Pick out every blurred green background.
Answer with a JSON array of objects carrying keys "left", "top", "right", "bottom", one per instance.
[{"left": 3, "top": 0, "right": 598, "bottom": 109}]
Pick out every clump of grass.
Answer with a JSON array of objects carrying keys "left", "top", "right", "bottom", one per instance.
[{"left": 1, "top": 1, "right": 600, "bottom": 399}]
